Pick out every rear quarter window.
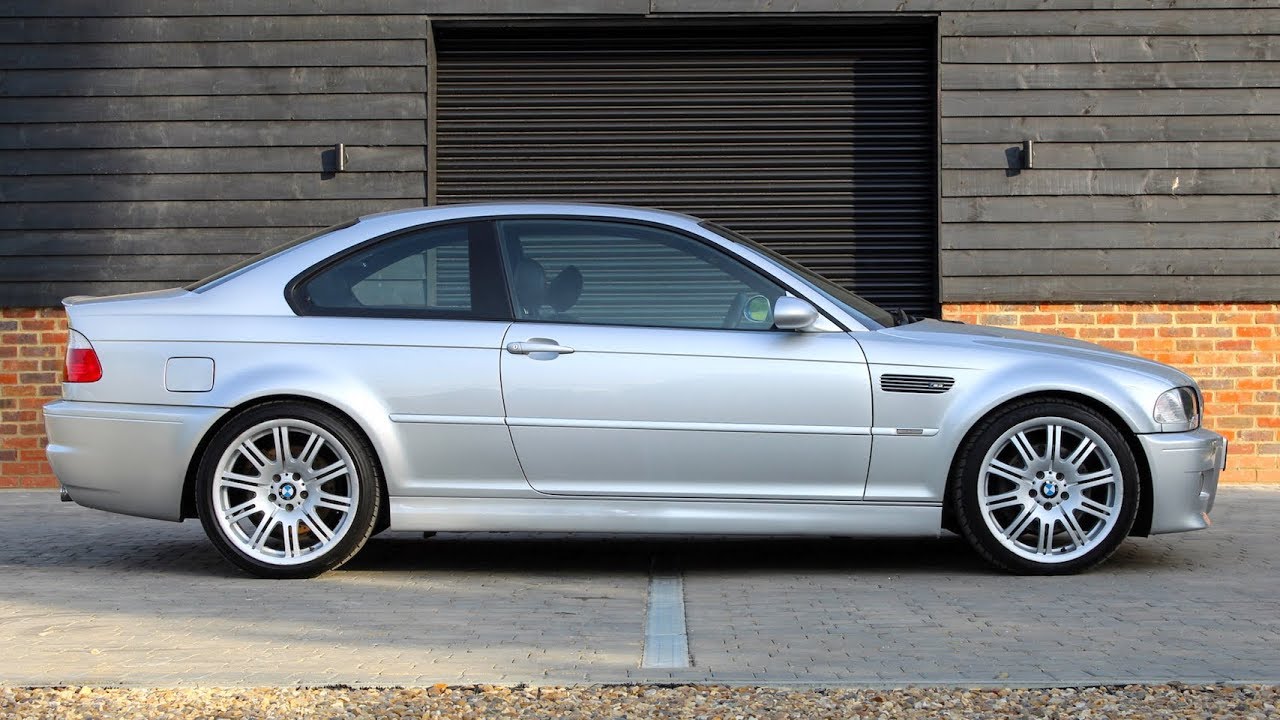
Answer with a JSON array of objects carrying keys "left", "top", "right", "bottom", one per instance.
[{"left": 185, "top": 219, "right": 359, "bottom": 293}]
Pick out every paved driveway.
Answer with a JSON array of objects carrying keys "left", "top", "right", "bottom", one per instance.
[{"left": 0, "top": 488, "right": 1277, "bottom": 687}]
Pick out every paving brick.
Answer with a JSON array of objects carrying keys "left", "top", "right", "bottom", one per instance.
[{"left": 0, "top": 488, "right": 1277, "bottom": 686}]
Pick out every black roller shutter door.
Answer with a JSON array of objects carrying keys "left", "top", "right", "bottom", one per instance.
[{"left": 433, "top": 23, "right": 938, "bottom": 317}]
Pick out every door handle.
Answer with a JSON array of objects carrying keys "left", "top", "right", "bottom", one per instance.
[{"left": 505, "top": 339, "right": 575, "bottom": 355}]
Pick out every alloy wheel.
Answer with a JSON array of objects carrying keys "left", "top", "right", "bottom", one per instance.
[
  {"left": 976, "top": 417, "right": 1124, "bottom": 564},
  {"left": 212, "top": 418, "right": 359, "bottom": 566}
]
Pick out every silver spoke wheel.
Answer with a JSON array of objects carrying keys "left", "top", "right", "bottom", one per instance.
[
  {"left": 977, "top": 417, "right": 1124, "bottom": 565},
  {"left": 212, "top": 418, "right": 359, "bottom": 567}
]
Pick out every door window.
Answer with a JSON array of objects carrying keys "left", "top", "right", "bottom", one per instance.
[
  {"left": 293, "top": 221, "right": 508, "bottom": 319},
  {"left": 496, "top": 219, "right": 786, "bottom": 331}
]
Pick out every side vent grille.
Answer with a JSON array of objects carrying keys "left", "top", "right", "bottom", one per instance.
[{"left": 881, "top": 374, "right": 955, "bottom": 394}]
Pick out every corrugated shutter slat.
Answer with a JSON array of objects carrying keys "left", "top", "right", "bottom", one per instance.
[{"left": 435, "top": 24, "right": 937, "bottom": 316}]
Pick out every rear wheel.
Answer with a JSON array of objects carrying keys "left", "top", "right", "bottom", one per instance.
[
  {"left": 196, "top": 402, "right": 380, "bottom": 578},
  {"left": 952, "top": 399, "right": 1139, "bottom": 574}
]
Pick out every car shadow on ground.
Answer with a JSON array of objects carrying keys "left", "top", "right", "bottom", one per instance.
[
  {"left": 345, "top": 531, "right": 998, "bottom": 576},
  {"left": 0, "top": 491, "right": 1188, "bottom": 579},
  {"left": 344, "top": 531, "right": 1184, "bottom": 577},
  {"left": 1, "top": 526, "right": 1180, "bottom": 580}
]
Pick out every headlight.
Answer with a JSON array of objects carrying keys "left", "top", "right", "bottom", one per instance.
[{"left": 1153, "top": 386, "right": 1200, "bottom": 428}]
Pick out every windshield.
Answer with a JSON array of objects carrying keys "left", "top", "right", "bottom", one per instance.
[
  {"left": 185, "top": 219, "right": 359, "bottom": 293},
  {"left": 701, "top": 222, "right": 895, "bottom": 329}
]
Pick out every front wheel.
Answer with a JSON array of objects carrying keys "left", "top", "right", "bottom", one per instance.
[
  {"left": 951, "top": 399, "right": 1139, "bottom": 574},
  {"left": 196, "top": 402, "right": 381, "bottom": 578}
]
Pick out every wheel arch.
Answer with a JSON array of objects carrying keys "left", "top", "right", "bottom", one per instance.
[
  {"left": 941, "top": 390, "right": 1153, "bottom": 538},
  {"left": 180, "top": 394, "right": 392, "bottom": 534}
]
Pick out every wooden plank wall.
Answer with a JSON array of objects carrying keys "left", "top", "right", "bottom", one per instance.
[
  {"left": 646, "top": 1, "right": 1280, "bottom": 303},
  {"left": 4, "top": 1, "right": 1279, "bottom": 305},
  {"left": 0, "top": 7, "right": 430, "bottom": 306},
  {"left": 937, "top": 7, "right": 1280, "bottom": 302}
]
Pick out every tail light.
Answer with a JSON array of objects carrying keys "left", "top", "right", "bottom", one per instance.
[{"left": 64, "top": 329, "right": 102, "bottom": 383}]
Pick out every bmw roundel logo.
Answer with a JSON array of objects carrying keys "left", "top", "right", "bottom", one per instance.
[
  {"left": 279, "top": 483, "right": 296, "bottom": 501},
  {"left": 1041, "top": 482, "right": 1058, "bottom": 498}
]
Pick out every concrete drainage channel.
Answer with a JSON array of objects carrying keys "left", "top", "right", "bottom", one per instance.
[{"left": 642, "top": 559, "right": 691, "bottom": 669}]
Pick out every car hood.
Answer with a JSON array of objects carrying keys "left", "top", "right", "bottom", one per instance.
[{"left": 867, "top": 319, "right": 1196, "bottom": 389}]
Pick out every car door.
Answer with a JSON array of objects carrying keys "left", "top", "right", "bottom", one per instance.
[{"left": 496, "top": 217, "right": 874, "bottom": 501}]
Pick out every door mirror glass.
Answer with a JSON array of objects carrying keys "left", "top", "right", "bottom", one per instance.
[
  {"left": 773, "top": 296, "right": 820, "bottom": 330},
  {"left": 743, "top": 294, "right": 771, "bottom": 323}
]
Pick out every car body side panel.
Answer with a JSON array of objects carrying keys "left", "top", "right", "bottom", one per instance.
[
  {"left": 61, "top": 312, "right": 529, "bottom": 500},
  {"left": 856, "top": 324, "right": 1198, "bottom": 503},
  {"left": 44, "top": 204, "right": 1222, "bottom": 552},
  {"left": 858, "top": 322, "right": 1185, "bottom": 433},
  {"left": 201, "top": 342, "right": 528, "bottom": 498},
  {"left": 500, "top": 323, "right": 875, "bottom": 500}
]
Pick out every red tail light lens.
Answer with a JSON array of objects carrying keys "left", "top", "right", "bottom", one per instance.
[{"left": 64, "top": 329, "right": 102, "bottom": 383}]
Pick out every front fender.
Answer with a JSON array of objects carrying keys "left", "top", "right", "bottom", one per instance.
[
  {"left": 942, "top": 359, "right": 1164, "bottom": 439},
  {"left": 863, "top": 359, "right": 1167, "bottom": 502}
]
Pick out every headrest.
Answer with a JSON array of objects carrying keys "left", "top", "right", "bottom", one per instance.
[
  {"left": 513, "top": 259, "right": 546, "bottom": 315},
  {"left": 546, "top": 265, "right": 583, "bottom": 313}
]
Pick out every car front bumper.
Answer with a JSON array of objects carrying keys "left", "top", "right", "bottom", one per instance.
[
  {"left": 1138, "top": 427, "right": 1226, "bottom": 535},
  {"left": 44, "top": 400, "right": 227, "bottom": 522}
]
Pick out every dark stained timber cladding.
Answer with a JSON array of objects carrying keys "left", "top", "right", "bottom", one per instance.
[
  {"left": 1, "top": 41, "right": 427, "bottom": 69},
  {"left": 433, "top": 24, "right": 939, "bottom": 317},
  {"left": 3, "top": 67, "right": 426, "bottom": 97},
  {"left": 6, "top": 94, "right": 427, "bottom": 123},
  {"left": 0, "top": 15, "right": 428, "bottom": 43},
  {"left": 0, "top": 14, "right": 429, "bottom": 307}
]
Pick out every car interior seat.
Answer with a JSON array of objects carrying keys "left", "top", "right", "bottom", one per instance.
[
  {"left": 545, "top": 265, "right": 583, "bottom": 321},
  {"left": 512, "top": 258, "right": 547, "bottom": 319}
]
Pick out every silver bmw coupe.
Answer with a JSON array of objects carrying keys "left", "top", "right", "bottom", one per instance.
[{"left": 45, "top": 203, "right": 1225, "bottom": 578}]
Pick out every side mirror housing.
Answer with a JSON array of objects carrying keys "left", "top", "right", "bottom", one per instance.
[{"left": 773, "top": 296, "right": 820, "bottom": 331}]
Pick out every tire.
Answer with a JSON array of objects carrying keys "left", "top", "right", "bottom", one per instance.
[
  {"left": 196, "top": 401, "right": 381, "bottom": 578},
  {"left": 951, "top": 398, "right": 1139, "bottom": 575}
]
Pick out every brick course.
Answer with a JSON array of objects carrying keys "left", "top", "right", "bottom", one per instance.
[
  {"left": 943, "top": 303, "right": 1279, "bottom": 485},
  {"left": 0, "top": 308, "right": 68, "bottom": 488},
  {"left": 1, "top": 304, "right": 1273, "bottom": 488}
]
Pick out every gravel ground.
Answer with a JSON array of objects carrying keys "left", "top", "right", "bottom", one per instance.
[{"left": 1, "top": 684, "right": 1275, "bottom": 719}]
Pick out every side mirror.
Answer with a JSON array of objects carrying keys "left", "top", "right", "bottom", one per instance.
[{"left": 773, "top": 296, "right": 820, "bottom": 331}]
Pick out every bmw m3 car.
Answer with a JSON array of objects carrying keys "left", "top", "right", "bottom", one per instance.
[{"left": 44, "top": 203, "right": 1225, "bottom": 578}]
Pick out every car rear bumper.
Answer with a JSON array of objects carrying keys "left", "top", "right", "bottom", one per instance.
[
  {"left": 1138, "top": 427, "right": 1226, "bottom": 535},
  {"left": 44, "top": 400, "right": 227, "bottom": 522}
]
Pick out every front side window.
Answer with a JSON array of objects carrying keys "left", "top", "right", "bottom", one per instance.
[
  {"left": 496, "top": 219, "right": 787, "bottom": 331},
  {"left": 702, "top": 222, "right": 894, "bottom": 329},
  {"left": 293, "top": 221, "right": 507, "bottom": 319}
]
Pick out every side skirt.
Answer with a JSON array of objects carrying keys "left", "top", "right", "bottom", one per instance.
[{"left": 389, "top": 496, "right": 942, "bottom": 536}]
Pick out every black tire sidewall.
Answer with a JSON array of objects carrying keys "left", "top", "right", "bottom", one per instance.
[
  {"left": 953, "top": 400, "right": 1140, "bottom": 575},
  {"left": 196, "top": 401, "right": 380, "bottom": 579}
]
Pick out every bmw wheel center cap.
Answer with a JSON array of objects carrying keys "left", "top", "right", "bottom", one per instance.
[
  {"left": 280, "top": 483, "right": 296, "bottom": 501},
  {"left": 1041, "top": 481, "right": 1058, "bottom": 498}
]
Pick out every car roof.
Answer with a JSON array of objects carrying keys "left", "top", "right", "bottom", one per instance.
[{"left": 358, "top": 202, "right": 704, "bottom": 226}]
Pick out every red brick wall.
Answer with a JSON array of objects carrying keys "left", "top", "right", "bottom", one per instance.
[
  {"left": 1, "top": 304, "right": 1275, "bottom": 487},
  {"left": 1, "top": 309, "right": 68, "bottom": 488},
  {"left": 944, "top": 303, "right": 1279, "bottom": 485}
]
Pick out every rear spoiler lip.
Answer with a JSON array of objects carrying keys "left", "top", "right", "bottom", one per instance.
[{"left": 60, "top": 287, "right": 193, "bottom": 312}]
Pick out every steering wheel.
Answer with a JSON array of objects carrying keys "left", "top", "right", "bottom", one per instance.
[{"left": 722, "top": 291, "right": 751, "bottom": 329}]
